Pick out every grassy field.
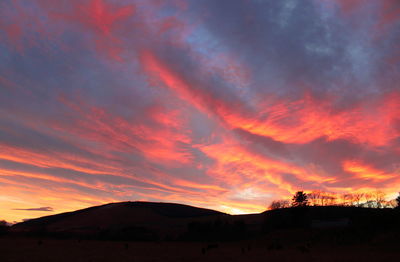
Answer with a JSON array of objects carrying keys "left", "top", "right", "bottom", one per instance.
[{"left": 1, "top": 235, "right": 400, "bottom": 262}]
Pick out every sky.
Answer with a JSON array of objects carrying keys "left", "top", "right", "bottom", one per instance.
[{"left": 0, "top": 0, "right": 399, "bottom": 222}]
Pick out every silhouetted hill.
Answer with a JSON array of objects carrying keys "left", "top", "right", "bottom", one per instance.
[{"left": 11, "top": 201, "right": 227, "bottom": 240}]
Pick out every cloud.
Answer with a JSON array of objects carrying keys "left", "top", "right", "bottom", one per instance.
[
  {"left": 14, "top": 207, "right": 54, "bottom": 212},
  {"left": 0, "top": 0, "right": 399, "bottom": 220}
]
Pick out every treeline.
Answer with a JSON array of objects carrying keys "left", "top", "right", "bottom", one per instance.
[{"left": 269, "top": 190, "right": 400, "bottom": 210}]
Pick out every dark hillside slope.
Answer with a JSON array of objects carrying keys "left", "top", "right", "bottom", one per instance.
[
  {"left": 262, "top": 206, "right": 400, "bottom": 246},
  {"left": 263, "top": 206, "right": 400, "bottom": 229},
  {"left": 11, "top": 201, "right": 226, "bottom": 240}
]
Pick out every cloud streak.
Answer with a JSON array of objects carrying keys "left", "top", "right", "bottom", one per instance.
[{"left": 13, "top": 207, "right": 54, "bottom": 212}]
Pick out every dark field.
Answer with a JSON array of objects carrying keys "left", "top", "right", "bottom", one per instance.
[{"left": 1, "top": 235, "right": 400, "bottom": 262}]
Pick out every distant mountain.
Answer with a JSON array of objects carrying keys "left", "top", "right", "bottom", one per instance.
[{"left": 11, "top": 201, "right": 227, "bottom": 240}]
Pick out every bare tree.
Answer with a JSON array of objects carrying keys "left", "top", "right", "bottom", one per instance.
[
  {"left": 353, "top": 193, "right": 364, "bottom": 207},
  {"left": 342, "top": 194, "right": 354, "bottom": 206},
  {"left": 305, "top": 191, "right": 341, "bottom": 206},
  {"left": 269, "top": 200, "right": 290, "bottom": 210},
  {"left": 395, "top": 193, "right": 400, "bottom": 209},
  {"left": 339, "top": 194, "right": 347, "bottom": 206},
  {"left": 325, "top": 194, "right": 337, "bottom": 206},
  {"left": 373, "top": 190, "right": 386, "bottom": 208},
  {"left": 307, "top": 191, "right": 320, "bottom": 206},
  {"left": 267, "top": 190, "right": 394, "bottom": 210},
  {"left": 381, "top": 200, "right": 396, "bottom": 208},
  {"left": 363, "top": 193, "right": 373, "bottom": 203},
  {"left": 320, "top": 194, "right": 326, "bottom": 206},
  {"left": 281, "top": 200, "right": 290, "bottom": 208}
]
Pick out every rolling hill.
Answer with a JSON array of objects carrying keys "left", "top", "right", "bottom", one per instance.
[{"left": 11, "top": 201, "right": 228, "bottom": 240}]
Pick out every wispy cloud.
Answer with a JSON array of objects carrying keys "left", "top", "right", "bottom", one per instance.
[
  {"left": 0, "top": 0, "right": 399, "bottom": 221},
  {"left": 13, "top": 207, "right": 54, "bottom": 212}
]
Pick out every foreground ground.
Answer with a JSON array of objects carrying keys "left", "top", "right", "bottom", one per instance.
[{"left": 1, "top": 235, "right": 400, "bottom": 262}]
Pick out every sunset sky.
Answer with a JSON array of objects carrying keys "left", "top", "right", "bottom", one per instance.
[{"left": 1, "top": 0, "right": 399, "bottom": 222}]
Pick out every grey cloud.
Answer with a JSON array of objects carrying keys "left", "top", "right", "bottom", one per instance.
[{"left": 14, "top": 207, "right": 54, "bottom": 212}]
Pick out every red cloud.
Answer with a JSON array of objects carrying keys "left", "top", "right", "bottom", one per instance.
[
  {"left": 223, "top": 92, "right": 400, "bottom": 146},
  {"left": 141, "top": 50, "right": 400, "bottom": 147},
  {"left": 343, "top": 160, "right": 397, "bottom": 182},
  {"left": 82, "top": 0, "right": 135, "bottom": 36}
]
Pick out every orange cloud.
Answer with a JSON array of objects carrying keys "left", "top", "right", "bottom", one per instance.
[
  {"left": 56, "top": 96, "right": 193, "bottom": 166},
  {"left": 0, "top": 176, "right": 117, "bottom": 222},
  {"left": 223, "top": 93, "right": 400, "bottom": 146},
  {"left": 343, "top": 160, "right": 397, "bottom": 182},
  {"left": 2, "top": 0, "right": 400, "bottom": 222},
  {"left": 198, "top": 139, "right": 338, "bottom": 195},
  {"left": 142, "top": 51, "right": 399, "bottom": 147},
  {"left": 0, "top": 143, "right": 118, "bottom": 175}
]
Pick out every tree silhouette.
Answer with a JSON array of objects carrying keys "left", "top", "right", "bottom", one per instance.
[
  {"left": 395, "top": 192, "right": 400, "bottom": 209},
  {"left": 307, "top": 191, "right": 320, "bottom": 206},
  {"left": 292, "top": 191, "right": 308, "bottom": 207},
  {"left": 269, "top": 200, "right": 290, "bottom": 210}
]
